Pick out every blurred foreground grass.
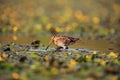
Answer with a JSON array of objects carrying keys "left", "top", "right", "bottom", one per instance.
[{"left": 0, "top": 42, "right": 120, "bottom": 80}]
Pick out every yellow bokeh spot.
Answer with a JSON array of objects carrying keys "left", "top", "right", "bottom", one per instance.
[
  {"left": 64, "top": 7, "right": 73, "bottom": 19},
  {"left": 59, "top": 16, "right": 66, "bottom": 23},
  {"left": 12, "top": 72, "right": 20, "bottom": 79},
  {"left": 93, "top": 51, "right": 97, "bottom": 54},
  {"left": 75, "top": 10, "right": 83, "bottom": 20},
  {"left": 0, "top": 56, "right": 3, "bottom": 62},
  {"left": 75, "top": 10, "right": 89, "bottom": 23},
  {"left": 111, "top": 76, "right": 119, "bottom": 80},
  {"left": 92, "top": 16, "right": 100, "bottom": 24},
  {"left": 86, "top": 77, "right": 94, "bottom": 80},
  {"left": 109, "top": 52, "right": 118, "bottom": 58},
  {"left": 69, "top": 59, "right": 77, "bottom": 69},
  {"left": 13, "top": 26, "right": 18, "bottom": 32},
  {"left": 86, "top": 55, "right": 91, "bottom": 59},
  {"left": 70, "top": 59, "right": 76, "bottom": 65},
  {"left": 83, "top": 15, "right": 89, "bottom": 22},
  {"left": 44, "top": 56, "right": 49, "bottom": 61},
  {"left": 10, "top": 19, "right": 16, "bottom": 25},
  {"left": 51, "top": 67, "right": 59, "bottom": 75},
  {"left": 94, "top": 58, "right": 101, "bottom": 63},
  {"left": 100, "top": 60, "right": 106, "bottom": 66},
  {"left": 13, "top": 35, "right": 17, "bottom": 41},
  {"left": 72, "top": 22, "right": 78, "bottom": 28},
  {"left": 46, "top": 24, "right": 52, "bottom": 30},
  {"left": 2, "top": 53, "right": 8, "bottom": 58},
  {"left": 65, "top": 25, "right": 71, "bottom": 32},
  {"left": 35, "top": 24, "right": 42, "bottom": 30},
  {"left": 55, "top": 26, "right": 62, "bottom": 32}
]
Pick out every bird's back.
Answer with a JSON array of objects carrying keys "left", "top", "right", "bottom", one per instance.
[{"left": 53, "top": 36, "right": 79, "bottom": 46}]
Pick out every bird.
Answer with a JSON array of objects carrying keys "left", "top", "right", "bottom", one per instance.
[
  {"left": 45, "top": 35, "right": 80, "bottom": 51},
  {"left": 31, "top": 40, "right": 40, "bottom": 49}
]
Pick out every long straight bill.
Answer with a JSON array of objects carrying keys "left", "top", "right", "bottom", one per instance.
[
  {"left": 45, "top": 40, "right": 53, "bottom": 50},
  {"left": 45, "top": 34, "right": 56, "bottom": 50}
]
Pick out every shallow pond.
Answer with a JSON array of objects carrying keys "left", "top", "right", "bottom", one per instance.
[{"left": 0, "top": 35, "right": 120, "bottom": 53}]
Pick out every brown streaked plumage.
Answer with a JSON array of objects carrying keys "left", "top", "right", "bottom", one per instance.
[{"left": 45, "top": 35, "right": 80, "bottom": 51}]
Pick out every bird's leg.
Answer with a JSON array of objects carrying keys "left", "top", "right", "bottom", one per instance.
[
  {"left": 55, "top": 46, "right": 63, "bottom": 52},
  {"left": 63, "top": 46, "right": 69, "bottom": 52},
  {"left": 63, "top": 46, "right": 69, "bottom": 49},
  {"left": 55, "top": 46, "right": 68, "bottom": 52},
  {"left": 65, "top": 46, "right": 69, "bottom": 49}
]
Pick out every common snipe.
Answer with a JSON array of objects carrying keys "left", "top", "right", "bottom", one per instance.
[{"left": 45, "top": 35, "right": 80, "bottom": 51}]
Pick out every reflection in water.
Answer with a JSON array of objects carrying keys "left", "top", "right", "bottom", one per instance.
[
  {"left": 0, "top": 35, "right": 119, "bottom": 53},
  {"left": 114, "top": 37, "right": 120, "bottom": 52}
]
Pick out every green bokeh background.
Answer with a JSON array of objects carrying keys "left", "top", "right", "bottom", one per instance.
[{"left": 0, "top": 0, "right": 120, "bottom": 39}]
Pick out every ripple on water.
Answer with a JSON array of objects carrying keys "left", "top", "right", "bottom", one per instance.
[{"left": 28, "top": 47, "right": 94, "bottom": 53}]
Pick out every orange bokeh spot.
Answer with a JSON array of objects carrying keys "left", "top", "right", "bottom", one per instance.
[{"left": 12, "top": 72, "right": 20, "bottom": 79}]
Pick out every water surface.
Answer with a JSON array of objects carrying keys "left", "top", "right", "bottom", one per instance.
[{"left": 0, "top": 35, "right": 119, "bottom": 53}]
